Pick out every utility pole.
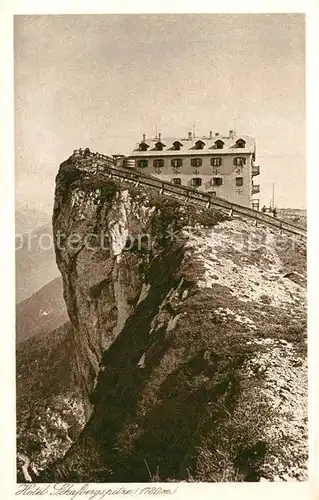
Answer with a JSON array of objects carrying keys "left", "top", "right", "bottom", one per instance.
[{"left": 272, "top": 183, "right": 275, "bottom": 209}]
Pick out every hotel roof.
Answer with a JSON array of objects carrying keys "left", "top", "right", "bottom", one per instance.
[{"left": 131, "top": 134, "right": 256, "bottom": 157}]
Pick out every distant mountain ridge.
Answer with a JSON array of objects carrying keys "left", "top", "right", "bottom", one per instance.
[
  {"left": 16, "top": 276, "right": 67, "bottom": 344},
  {"left": 16, "top": 219, "right": 60, "bottom": 302},
  {"left": 16, "top": 207, "right": 51, "bottom": 235}
]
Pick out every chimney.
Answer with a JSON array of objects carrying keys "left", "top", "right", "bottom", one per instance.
[
  {"left": 188, "top": 131, "right": 192, "bottom": 141},
  {"left": 158, "top": 132, "right": 161, "bottom": 141},
  {"left": 142, "top": 133, "right": 146, "bottom": 142},
  {"left": 229, "top": 130, "right": 234, "bottom": 139},
  {"left": 209, "top": 131, "right": 213, "bottom": 139},
  {"left": 215, "top": 132, "right": 219, "bottom": 137}
]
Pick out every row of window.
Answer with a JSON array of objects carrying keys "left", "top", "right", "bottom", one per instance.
[
  {"left": 171, "top": 177, "right": 244, "bottom": 187},
  {"left": 136, "top": 157, "right": 247, "bottom": 168},
  {"left": 139, "top": 138, "right": 246, "bottom": 152}
]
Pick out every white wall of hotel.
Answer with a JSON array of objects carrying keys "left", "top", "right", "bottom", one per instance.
[{"left": 127, "top": 153, "right": 259, "bottom": 208}]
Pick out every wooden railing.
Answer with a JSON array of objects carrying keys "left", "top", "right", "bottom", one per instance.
[
  {"left": 69, "top": 150, "right": 306, "bottom": 238},
  {"left": 72, "top": 148, "right": 115, "bottom": 164}
]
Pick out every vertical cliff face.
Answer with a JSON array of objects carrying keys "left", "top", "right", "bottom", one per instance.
[
  {"left": 53, "top": 159, "right": 220, "bottom": 418},
  {"left": 53, "top": 174, "right": 151, "bottom": 417},
  {"left": 46, "top": 156, "right": 307, "bottom": 483}
]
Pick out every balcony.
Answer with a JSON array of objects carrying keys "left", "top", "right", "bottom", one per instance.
[
  {"left": 252, "top": 184, "right": 260, "bottom": 194},
  {"left": 252, "top": 165, "right": 260, "bottom": 176}
]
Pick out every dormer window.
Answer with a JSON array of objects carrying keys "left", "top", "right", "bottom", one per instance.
[
  {"left": 155, "top": 141, "right": 166, "bottom": 151},
  {"left": 172, "top": 141, "right": 183, "bottom": 151},
  {"left": 139, "top": 142, "right": 149, "bottom": 151},
  {"left": 214, "top": 139, "right": 225, "bottom": 149},
  {"left": 235, "top": 138, "right": 246, "bottom": 148},
  {"left": 194, "top": 140, "right": 205, "bottom": 150}
]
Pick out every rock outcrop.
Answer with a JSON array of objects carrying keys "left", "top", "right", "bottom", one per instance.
[{"left": 38, "top": 155, "right": 307, "bottom": 482}]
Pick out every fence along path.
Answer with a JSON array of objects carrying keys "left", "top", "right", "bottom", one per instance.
[{"left": 71, "top": 149, "right": 306, "bottom": 238}]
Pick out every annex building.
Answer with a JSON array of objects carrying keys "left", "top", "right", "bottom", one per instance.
[{"left": 128, "top": 130, "right": 260, "bottom": 209}]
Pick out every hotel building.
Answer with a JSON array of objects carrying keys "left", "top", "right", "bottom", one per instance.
[{"left": 128, "top": 130, "right": 260, "bottom": 209}]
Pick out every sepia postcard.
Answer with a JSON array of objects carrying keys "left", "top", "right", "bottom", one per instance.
[{"left": 1, "top": 1, "right": 318, "bottom": 499}]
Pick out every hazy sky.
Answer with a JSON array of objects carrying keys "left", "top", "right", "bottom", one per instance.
[{"left": 15, "top": 14, "right": 305, "bottom": 213}]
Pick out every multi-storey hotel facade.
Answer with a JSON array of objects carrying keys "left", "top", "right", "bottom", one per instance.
[{"left": 128, "top": 130, "right": 260, "bottom": 209}]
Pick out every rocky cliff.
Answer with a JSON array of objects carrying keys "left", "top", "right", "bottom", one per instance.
[{"left": 38, "top": 156, "right": 307, "bottom": 482}]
